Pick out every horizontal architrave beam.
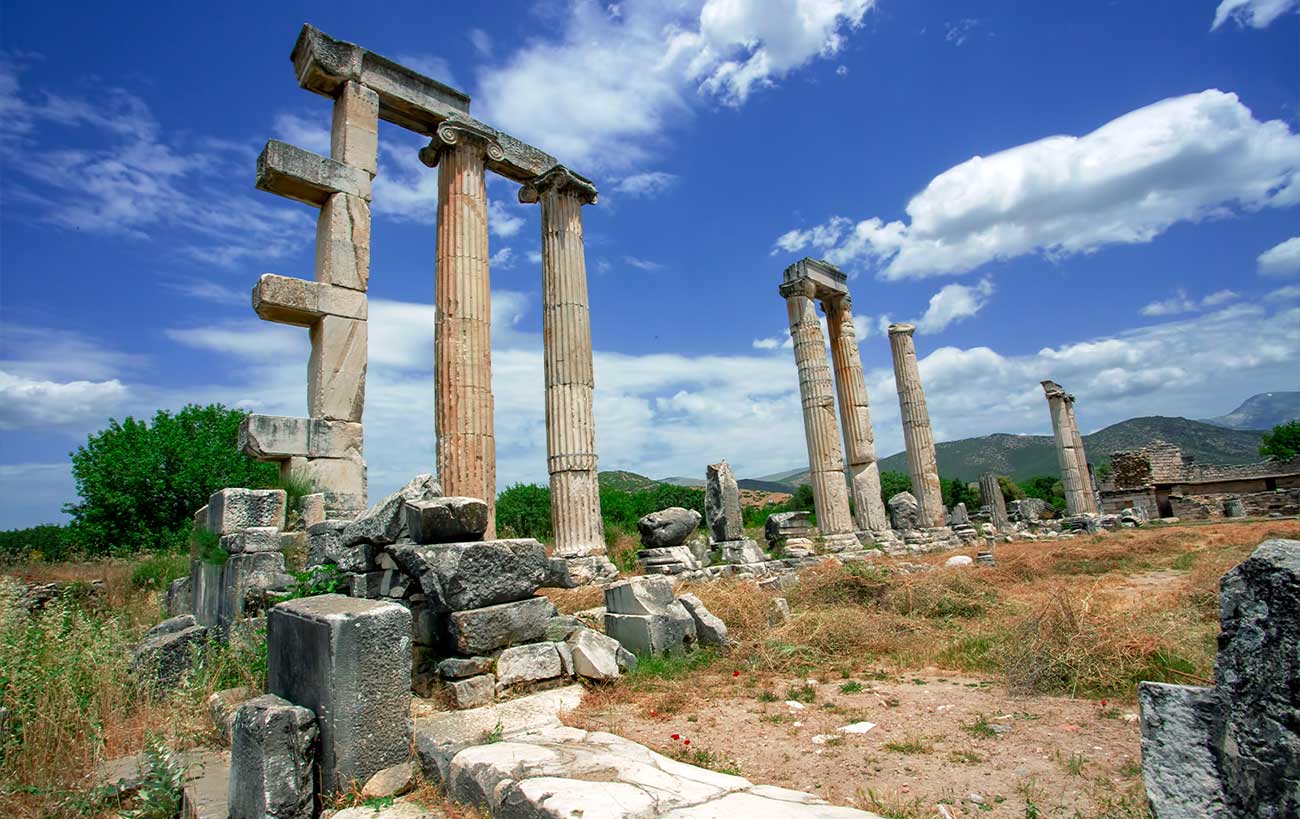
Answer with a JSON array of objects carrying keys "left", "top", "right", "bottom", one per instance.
[
  {"left": 256, "top": 140, "right": 371, "bottom": 206},
  {"left": 253, "top": 274, "right": 367, "bottom": 326},
  {"left": 239, "top": 413, "right": 363, "bottom": 460}
]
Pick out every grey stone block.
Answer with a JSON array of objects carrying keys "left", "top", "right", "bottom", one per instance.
[
  {"left": 447, "top": 674, "right": 494, "bottom": 709},
  {"left": 706, "top": 461, "right": 744, "bottom": 542},
  {"left": 678, "top": 593, "right": 729, "bottom": 647},
  {"left": 404, "top": 497, "right": 489, "bottom": 544},
  {"left": 166, "top": 576, "right": 192, "bottom": 618},
  {"left": 390, "top": 538, "right": 548, "bottom": 611},
  {"left": 342, "top": 474, "right": 442, "bottom": 547},
  {"left": 208, "top": 488, "right": 287, "bottom": 535},
  {"left": 228, "top": 694, "right": 317, "bottom": 819},
  {"left": 568, "top": 628, "right": 621, "bottom": 681},
  {"left": 604, "top": 576, "right": 678, "bottom": 616},
  {"left": 267, "top": 595, "right": 412, "bottom": 792},
  {"left": 257, "top": 139, "right": 372, "bottom": 206},
  {"left": 636, "top": 507, "right": 701, "bottom": 548},
  {"left": 604, "top": 612, "right": 696, "bottom": 657},
  {"left": 220, "top": 527, "right": 283, "bottom": 554},
  {"left": 448, "top": 596, "right": 557, "bottom": 655},
  {"left": 437, "top": 656, "right": 493, "bottom": 680},
  {"left": 208, "top": 686, "right": 257, "bottom": 747},
  {"left": 1139, "top": 682, "right": 1226, "bottom": 818},
  {"left": 887, "top": 492, "right": 920, "bottom": 531},
  {"left": 496, "top": 643, "right": 563, "bottom": 689},
  {"left": 544, "top": 614, "right": 583, "bottom": 642},
  {"left": 131, "top": 615, "right": 208, "bottom": 687}
]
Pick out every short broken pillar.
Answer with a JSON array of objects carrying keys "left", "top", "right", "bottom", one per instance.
[
  {"left": 979, "top": 473, "right": 1010, "bottom": 533},
  {"left": 228, "top": 693, "right": 318, "bottom": 819},
  {"left": 705, "top": 461, "right": 744, "bottom": 542},
  {"left": 1138, "top": 538, "right": 1300, "bottom": 818},
  {"left": 267, "top": 595, "right": 412, "bottom": 793}
]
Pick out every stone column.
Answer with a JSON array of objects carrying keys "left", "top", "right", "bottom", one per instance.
[
  {"left": 887, "top": 323, "right": 945, "bottom": 528},
  {"left": 423, "top": 123, "right": 501, "bottom": 537},
  {"left": 1042, "top": 380, "right": 1091, "bottom": 515},
  {"left": 824, "top": 295, "right": 889, "bottom": 532},
  {"left": 782, "top": 283, "right": 854, "bottom": 538},
  {"left": 519, "top": 167, "right": 605, "bottom": 559},
  {"left": 979, "top": 472, "right": 1010, "bottom": 533},
  {"left": 1064, "top": 395, "right": 1098, "bottom": 514}
]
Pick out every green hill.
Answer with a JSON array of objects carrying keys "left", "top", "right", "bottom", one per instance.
[
  {"left": 597, "top": 470, "right": 662, "bottom": 492},
  {"left": 1201, "top": 391, "right": 1300, "bottom": 431},
  {"left": 770, "top": 416, "right": 1267, "bottom": 486}
]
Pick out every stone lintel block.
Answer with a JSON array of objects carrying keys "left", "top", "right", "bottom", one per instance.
[
  {"left": 332, "top": 81, "right": 379, "bottom": 176},
  {"left": 781, "top": 257, "right": 849, "bottom": 300},
  {"left": 403, "top": 497, "right": 489, "bottom": 545},
  {"left": 309, "top": 315, "right": 367, "bottom": 422},
  {"left": 257, "top": 140, "right": 371, "bottom": 206},
  {"left": 267, "top": 595, "right": 412, "bottom": 792},
  {"left": 253, "top": 274, "right": 367, "bottom": 326},
  {"left": 240, "top": 414, "right": 364, "bottom": 461},
  {"left": 228, "top": 693, "right": 317, "bottom": 819},
  {"left": 207, "top": 488, "right": 287, "bottom": 534},
  {"left": 447, "top": 596, "right": 557, "bottom": 656},
  {"left": 219, "top": 527, "right": 283, "bottom": 554},
  {"left": 291, "top": 24, "right": 470, "bottom": 133}
]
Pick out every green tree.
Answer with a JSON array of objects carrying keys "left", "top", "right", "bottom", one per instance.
[
  {"left": 0, "top": 524, "right": 73, "bottom": 562},
  {"left": 996, "top": 475, "right": 1025, "bottom": 502},
  {"left": 65, "top": 404, "right": 278, "bottom": 555},
  {"left": 495, "top": 483, "right": 553, "bottom": 540},
  {"left": 941, "top": 477, "right": 978, "bottom": 509},
  {"left": 879, "top": 471, "right": 912, "bottom": 505},
  {"left": 1260, "top": 420, "right": 1300, "bottom": 461},
  {"left": 1019, "top": 475, "right": 1066, "bottom": 512}
]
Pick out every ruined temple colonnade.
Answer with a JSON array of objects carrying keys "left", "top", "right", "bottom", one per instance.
[
  {"left": 241, "top": 25, "right": 614, "bottom": 581},
  {"left": 780, "top": 259, "right": 888, "bottom": 546},
  {"left": 1042, "top": 380, "right": 1098, "bottom": 515}
]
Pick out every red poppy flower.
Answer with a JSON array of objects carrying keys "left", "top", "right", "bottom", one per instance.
[
  {"left": 684, "top": 739, "right": 691, "bottom": 746},
  {"left": 733, "top": 670, "right": 741, "bottom": 677},
  {"left": 671, "top": 733, "right": 680, "bottom": 740}
]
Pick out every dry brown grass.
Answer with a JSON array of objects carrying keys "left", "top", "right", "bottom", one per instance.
[{"left": 541, "top": 585, "right": 606, "bottom": 613}]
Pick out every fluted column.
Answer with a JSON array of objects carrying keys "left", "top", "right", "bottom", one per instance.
[
  {"left": 887, "top": 323, "right": 945, "bottom": 528},
  {"left": 1064, "top": 393, "right": 1098, "bottom": 514},
  {"left": 824, "top": 295, "right": 888, "bottom": 532},
  {"left": 783, "top": 283, "right": 854, "bottom": 536},
  {"left": 520, "top": 167, "right": 605, "bottom": 558},
  {"left": 423, "top": 124, "right": 500, "bottom": 536},
  {"left": 979, "top": 472, "right": 1009, "bottom": 533},
  {"left": 1042, "top": 381, "right": 1090, "bottom": 516}
]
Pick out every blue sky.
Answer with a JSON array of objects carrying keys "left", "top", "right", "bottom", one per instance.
[{"left": 2, "top": 0, "right": 1299, "bottom": 528}]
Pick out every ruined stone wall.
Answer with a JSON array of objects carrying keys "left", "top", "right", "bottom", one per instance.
[
  {"left": 1110, "top": 449, "right": 1155, "bottom": 490},
  {"left": 1169, "top": 488, "right": 1300, "bottom": 520},
  {"left": 1099, "top": 488, "right": 1158, "bottom": 517}
]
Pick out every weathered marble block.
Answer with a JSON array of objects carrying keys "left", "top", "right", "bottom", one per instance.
[
  {"left": 705, "top": 461, "right": 744, "bottom": 542},
  {"left": 390, "top": 538, "right": 547, "bottom": 611},
  {"left": 228, "top": 694, "right": 317, "bottom": 819},
  {"left": 447, "top": 596, "right": 557, "bottom": 655},
  {"left": 267, "top": 595, "right": 411, "bottom": 792},
  {"left": 404, "top": 497, "right": 489, "bottom": 544},
  {"left": 257, "top": 139, "right": 372, "bottom": 205},
  {"left": 636, "top": 507, "right": 701, "bottom": 548},
  {"left": 207, "top": 488, "right": 287, "bottom": 535}
]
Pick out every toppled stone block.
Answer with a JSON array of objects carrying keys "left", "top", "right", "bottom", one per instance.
[
  {"left": 448, "top": 674, "right": 495, "bottom": 710},
  {"left": 544, "top": 614, "right": 583, "bottom": 642},
  {"left": 716, "top": 538, "right": 766, "bottom": 565},
  {"left": 678, "top": 593, "right": 728, "bottom": 647},
  {"left": 208, "top": 489, "right": 287, "bottom": 535},
  {"left": 568, "top": 628, "right": 621, "bottom": 681},
  {"left": 438, "top": 656, "right": 494, "bottom": 680},
  {"left": 705, "top": 461, "right": 744, "bottom": 542},
  {"left": 390, "top": 538, "right": 547, "bottom": 611},
  {"left": 948, "top": 502, "right": 970, "bottom": 526},
  {"left": 131, "top": 614, "right": 208, "bottom": 687},
  {"left": 268, "top": 595, "right": 411, "bottom": 792},
  {"left": 604, "top": 577, "right": 698, "bottom": 656},
  {"left": 496, "top": 643, "right": 564, "bottom": 689},
  {"left": 1138, "top": 538, "right": 1300, "bottom": 819},
  {"left": 404, "top": 497, "right": 489, "bottom": 544},
  {"left": 887, "top": 492, "right": 920, "bottom": 531},
  {"left": 361, "top": 761, "right": 414, "bottom": 800},
  {"left": 342, "top": 474, "right": 442, "bottom": 547},
  {"left": 219, "top": 527, "right": 283, "bottom": 554},
  {"left": 228, "top": 693, "right": 317, "bottom": 819},
  {"left": 636, "top": 545, "right": 699, "bottom": 575},
  {"left": 636, "top": 507, "right": 701, "bottom": 548},
  {"left": 767, "top": 597, "right": 792, "bottom": 626},
  {"left": 448, "top": 596, "right": 558, "bottom": 655},
  {"left": 208, "top": 686, "right": 257, "bottom": 747},
  {"left": 764, "top": 510, "right": 812, "bottom": 545},
  {"left": 604, "top": 576, "right": 679, "bottom": 617},
  {"left": 307, "top": 521, "right": 379, "bottom": 573}
]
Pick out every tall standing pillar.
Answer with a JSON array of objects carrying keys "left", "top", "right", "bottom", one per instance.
[
  {"left": 519, "top": 167, "right": 606, "bottom": 560},
  {"left": 782, "top": 282, "right": 855, "bottom": 539},
  {"left": 979, "top": 472, "right": 1010, "bottom": 533},
  {"left": 825, "top": 295, "right": 889, "bottom": 532},
  {"left": 887, "top": 323, "right": 945, "bottom": 528},
  {"left": 422, "top": 123, "right": 501, "bottom": 536},
  {"left": 1064, "top": 394, "right": 1098, "bottom": 513},
  {"left": 1041, "top": 380, "right": 1091, "bottom": 515}
]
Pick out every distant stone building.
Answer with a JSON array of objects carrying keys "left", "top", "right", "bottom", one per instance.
[{"left": 1099, "top": 441, "right": 1300, "bottom": 519}]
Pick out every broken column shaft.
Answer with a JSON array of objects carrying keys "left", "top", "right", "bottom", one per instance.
[
  {"left": 979, "top": 472, "right": 1010, "bottom": 533},
  {"left": 887, "top": 323, "right": 945, "bottom": 528},
  {"left": 825, "top": 295, "right": 889, "bottom": 532},
  {"left": 520, "top": 167, "right": 605, "bottom": 559},
  {"left": 1042, "top": 381, "right": 1096, "bottom": 515},
  {"left": 1064, "top": 394, "right": 1097, "bottom": 512}
]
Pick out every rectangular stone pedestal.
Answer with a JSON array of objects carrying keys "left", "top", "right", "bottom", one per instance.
[{"left": 267, "top": 595, "right": 412, "bottom": 792}]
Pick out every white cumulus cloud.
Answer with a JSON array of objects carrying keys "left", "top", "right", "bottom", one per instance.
[
  {"left": 1211, "top": 0, "right": 1300, "bottom": 29},
  {"left": 1258, "top": 236, "right": 1300, "bottom": 276}
]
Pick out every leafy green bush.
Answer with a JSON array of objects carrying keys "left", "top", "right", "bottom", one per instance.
[
  {"left": 879, "top": 471, "right": 912, "bottom": 503},
  {"left": 1019, "top": 475, "right": 1067, "bottom": 512},
  {"left": 287, "top": 564, "right": 347, "bottom": 599},
  {"left": 0, "top": 524, "right": 74, "bottom": 563},
  {"left": 65, "top": 404, "right": 278, "bottom": 556},
  {"left": 496, "top": 483, "right": 553, "bottom": 540},
  {"left": 130, "top": 553, "right": 190, "bottom": 591},
  {"left": 1260, "top": 420, "right": 1300, "bottom": 460}
]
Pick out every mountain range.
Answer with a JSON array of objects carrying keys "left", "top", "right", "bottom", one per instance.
[{"left": 629, "top": 393, "right": 1297, "bottom": 492}]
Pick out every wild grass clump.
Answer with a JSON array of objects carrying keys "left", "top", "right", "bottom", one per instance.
[
  {"left": 883, "top": 570, "right": 1001, "bottom": 619},
  {"left": 129, "top": 552, "right": 190, "bottom": 592},
  {"left": 786, "top": 560, "right": 889, "bottom": 607}
]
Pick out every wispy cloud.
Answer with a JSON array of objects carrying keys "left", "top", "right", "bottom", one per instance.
[
  {"left": 1140, "top": 288, "right": 1239, "bottom": 316},
  {"left": 1211, "top": 0, "right": 1300, "bottom": 30}
]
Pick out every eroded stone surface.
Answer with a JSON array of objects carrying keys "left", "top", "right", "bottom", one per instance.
[
  {"left": 448, "top": 596, "right": 557, "bottom": 655},
  {"left": 678, "top": 593, "right": 728, "bottom": 647},
  {"left": 495, "top": 643, "right": 563, "bottom": 688},
  {"left": 390, "top": 538, "right": 547, "bottom": 611},
  {"left": 208, "top": 489, "right": 287, "bottom": 535},
  {"left": 342, "top": 474, "right": 442, "bottom": 547},
  {"left": 638, "top": 507, "right": 702, "bottom": 548},
  {"left": 404, "top": 497, "right": 489, "bottom": 544},
  {"left": 228, "top": 694, "right": 317, "bottom": 819},
  {"left": 705, "top": 461, "right": 744, "bottom": 542}
]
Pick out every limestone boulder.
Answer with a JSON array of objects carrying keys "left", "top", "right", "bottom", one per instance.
[
  {"left": 342, "top": 474, "right": 442, "bottom": 547},
  {"left": 567, "top": 628, "right": 622, "bottom": 682},
  {"left": 887, "top": 492, "right": 920, "bottom": 531},
  {"left": 438, "top": 656, "right": 494, "bottom": 680},
  {"left": 208, "top": 488, "right": 287, "bottom": 535},
  {"left": 448, "top": 675, "right": 495, "bottom": 709},
  {"left": 228, "top": 694, "right": 317, "bottom": 819},
  {"left": 448, "top": 596, "right": 558, "bottom": 655},
  {"left": 636, "top": 507, "right": 702, "bottom": 548},
  {"left": 362, "top": 761, "right": 414, "bottom": 799},
  {"left": 389, "top": 538, "right": 548, "bottom": 611},
  {"left": 404, "top": 497, "right": 489, "bottom": 545},
  {"left": 131, "top": 615, "right": 208, "bottom": 687},
  {"left": 677, "top": 593, "right": 729, "bottom": 647},
  {"left": 496, "top": 643, "right": 564, "bottom": 689}
]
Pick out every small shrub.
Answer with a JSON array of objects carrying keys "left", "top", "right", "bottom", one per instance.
[
  {"left": 191, "top": 526, "right": 226, "bottom": 566},
  {"left": 839, "top": 680, "right": 863, "bottom": 693},
  {"left": 785, "top": 682, "right": 816, "bottom": 703},
  {"left": 961, "top": 714, "right": 999, "bottom": 738},
  {"left": 130, "top": 552, "right": 190, "bottom": 591},
  {"left": 287, "top": 565, "right": 347, "bottom": 599},
  {"left": 121, "top": 736, "right": 187, "bottom": 819}
]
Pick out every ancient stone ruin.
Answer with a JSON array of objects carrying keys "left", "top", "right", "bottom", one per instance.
[
  {"left": 1139, "top": 537, "right": 1299, "bottom": 818},
  {"left": 1101, "top": 440, "right": 1300, "bottom": 520},
  {"left": 1041, "top": 380, "right": 1099, "bottom": 516},
  {"left": 238, "top": 24, "right": 615, "bottom": 585}
]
